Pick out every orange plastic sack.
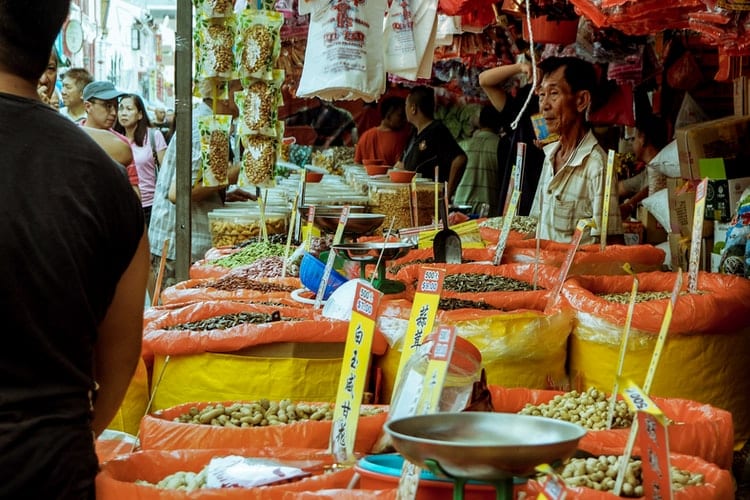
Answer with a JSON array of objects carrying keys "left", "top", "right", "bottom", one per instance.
[
  {"left": 139, "top": 401, "right": 388, "bottom": 453},
  {"left": 160, "top": 277, "right": 301, "bottom": 306},
  {"left": 287, "top": 491, "right": 396, "bottom": 499},
  {"left": 396, "top": 263, "right": 557, "bottom": 311},
  {"left": 489, "top": 386, "right": 734, "bottom": 469},
  {"left": 498, "top": 240, "right": 665, "bottom": 275},
  {"left": 143, "top": 300, "right": 388, "bottom": 361},
  {"left": 386, "top": 248, "right": 493, "bottom": 278},
  {"left": 563, "top": 271, "right": 750, "bottom": 442},
  {"left": 525, "top": 452, "right": 733, "bottom": 499},
  {"left": 478, "top": 226, "right": 534, "bottom": 245},
  {"left": 96, "top": 430, "right": 138, "bottom": 464},
  {"left": 96, "top": 448, "right": 361, "bottom": 499}
]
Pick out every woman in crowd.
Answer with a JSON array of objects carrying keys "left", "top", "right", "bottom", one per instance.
[{"left": 115, "top": 93, "right": 168, "bottom": 225}]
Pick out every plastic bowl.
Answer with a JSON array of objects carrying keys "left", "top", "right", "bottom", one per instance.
[
  {"left": 362, "top": 159, "right": 385, "bottom": 166},
  {"left": 305, "top": 171, "right": 324, "bottom": 183},
  {"left": 388, "top": 169, "right": 416, "bottom": 183},
  {"left": 365, "top": 164, "right": 389, "bottom": 176},
  {"left": 299, "top": 252, "right": 349, "bottom": 300}
]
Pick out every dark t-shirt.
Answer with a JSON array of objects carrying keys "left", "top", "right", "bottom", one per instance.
[
  {"left": 496, "top": 85, "right": 545, "bottom": 216},
  {"left": 0, "top": 92, "right": 143, "bottom": 496},
  {"left": 402, "top": 120, "right": 465, "bottom": 182}
]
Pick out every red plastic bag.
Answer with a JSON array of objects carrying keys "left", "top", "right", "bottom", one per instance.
[
  {"left": 588, "top": 82, "right": 635, "bottom": 127},
  {"left": 139, "top": 401, "right": 388, "bottom": 453},
  {"left": 489, "top": 386, "right": 734, "bottom": 469},
  {"left": 160, "top": 277, "right": 301, "bottom": 305},
  {"left": 667, "top": 51, "right": 703, "bottom": 90}
]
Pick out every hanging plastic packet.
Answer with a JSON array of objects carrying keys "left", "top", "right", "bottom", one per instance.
[
  {"left": 195, "top": 0, "right": 235, "bottom": 19},
  {"left": 236, "top": 70, "right": 284, "bottom": 137},
  {"left": 384, "top": 0, "right": 418, "bottom": 76},
  {"left": 239, "top": 131, "right": 280, "bottom": 187},
  {"left": 236, "top": 8, "right": 283, "bottom": 80},
  {"left": 195, "top": 16, "right": 237, "bottom": 80},
  {"left": 296, "top": 0, "right": 386, "bottom": 101},
  {"left": 199, "top": 114, "right": 233, "bottom": 187}
]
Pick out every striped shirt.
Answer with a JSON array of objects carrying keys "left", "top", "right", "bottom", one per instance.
[
  {"left": 530, "top": 130, "right": 622, "bottom": 245},
  {"left": 148, "top": 102, "right": 223, "bottom": 262}
]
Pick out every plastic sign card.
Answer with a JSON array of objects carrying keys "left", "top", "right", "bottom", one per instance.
[
  {"left": 303, "top": 205, "right": 316, "bottom": 252},
  {"left": 688, "top": 178, "right": 708, "bottom": 293},
  {"left": 314, "top": 205, "right": 350, "bottom": 309},
  {"left": 493, "top": 189, "right": 521, "bottom": 265},
  {"left": 397, "top": 325, "right": 457, "bottom": 500},
  {"left": 330, "top": 280, "right": 382, "bottom": 464},
  {"left": 546, "top": 218, "right": 596, "bottom": 311},
  {"left": 620, "top": 379, "right": 673, "bottom": 500},
  {"left": 282, "top": 194, "right": 299, "bottom": 278},
  {"left": 601, "top": 150, "right": 616, "bottom": 251},
  {"left": 643, "top": 268, "right": 682, "bottom": 394},
  {"left": 416, "top": 324, "right": 457, "bottom": 414},
  {"left": 391, "top": 267, "right": 445, "bottom": 402}
]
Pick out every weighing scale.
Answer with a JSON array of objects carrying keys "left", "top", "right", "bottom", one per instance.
[
  {"left": 384, "top": 412, "right": 586, "bottom": 500},
  {"left": 332, "top": 241, "right": 414, "bottom": 294}
]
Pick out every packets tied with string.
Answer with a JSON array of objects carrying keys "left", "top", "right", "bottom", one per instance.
[
  {"left": 195, "top": 16, "right": 237, "bottom": 80},
  {"left": 236, "top": 8, "right": 283, "bottom": 80},
  {"left": 235, "top": 70, "right": 284, "bottom": 138},
  {"left": 199, "top": 114, "right": 233, "bottom": 187}
]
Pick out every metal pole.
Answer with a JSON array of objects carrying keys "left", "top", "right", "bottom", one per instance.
[{"left": 174, "top": 0, "right": 192, "bottom": 282}]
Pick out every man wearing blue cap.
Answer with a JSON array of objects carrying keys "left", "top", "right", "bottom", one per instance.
[{"left": 82, "top": 80, "right": 140, "bottom": 196}]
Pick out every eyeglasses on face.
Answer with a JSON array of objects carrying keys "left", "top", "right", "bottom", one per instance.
[{"left": 90, "top": 99, "right": 118, "bottom": 111}]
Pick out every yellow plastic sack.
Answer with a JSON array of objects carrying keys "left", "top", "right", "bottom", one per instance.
[
  {"left": 441, "top": 306, "right": 573, "bottom": 390},
  {"left": 106, "top": 357, "right": 149, "bottom": 435},
  {"left": 151, "top": 353, "right": 343, "bottom": 411}
]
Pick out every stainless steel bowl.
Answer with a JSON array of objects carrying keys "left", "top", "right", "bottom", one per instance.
[
  {"left": 314, "top": 213, "right": 386, "bottom": 235},
  {"left": 385, "top": 412, "right": 586, "bottom": 480},
  {"left": 333, "top": 241, "right": 414, "bottom": 262}
]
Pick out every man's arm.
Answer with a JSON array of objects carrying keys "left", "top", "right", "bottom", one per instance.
[
  {"left": 92, "top": 233, "right": 150, "bottom": 435},
  {"left": 168, "top": 164, "right": 242, "bottom": 203},
  {"left": 479, "top": 62, "right": 531, "bottom": 112}
]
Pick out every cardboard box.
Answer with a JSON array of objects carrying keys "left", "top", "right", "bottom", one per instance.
[
  {"left": 668, "top": 233, "right": 712, "bottom": 272},
  {"left": 637, "top": 206, "right": 667, "bottom": 244},
  {"left": 675, "top": 115, "right": 750, "bottom": 179},
  {"left": 667, "top": 178, "right": 714, "bottom": 238}
]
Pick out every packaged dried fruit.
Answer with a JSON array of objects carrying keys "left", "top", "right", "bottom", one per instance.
[
  {"left": 235, "top": 71, "right": 284, "bottom": 138},
  {"left": 198, "top": 114, "right": 233, "bottom": 187},
  {"left": 195, "top": 17, "right": 236, "bottom": 80},
  {"left": 239, "top": 134, "right": 279, "bottom": 187},
  {"left": 194, "top": 0, "right": 235, "bottom": 19},
  {"left": 236, "top": 9, "right": 283, "bottom": 80}
]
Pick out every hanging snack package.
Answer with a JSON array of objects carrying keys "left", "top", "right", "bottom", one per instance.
[
  {"left": 236, "top": 8, "right": 283, "bottom": 80},
  {"left": 383, "top": 0, "right": 418, "bottom": 76},
  {"left": 239, "top": 133, "right": 279, "bottom": 187},
  {"left": 199, "top": 114, "right": 233, "bottom": 187},
  {"left": 236, "top": 70, "right": 284, "bottom": 138},
  {"left": 195, "top": 17, "right": 237, "bottom": 80},
  {"left": 296, "top": 0, "right": 386, "bottom": 101},
  {"left": 195, "top": 0, "right": 235, "bottom": 19}
]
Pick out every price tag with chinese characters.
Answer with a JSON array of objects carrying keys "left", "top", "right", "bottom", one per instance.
[
  {"left": 688, "top": 178, "right": 708, "bottom": 293},
  {"left": 620, "top": 379, "right": 673, "bottom": 500},
  {"left": 493, "top": 189, "right": 521, "bottom": 265},
  {"left": 397, "top": 325, "right": 457, "bottom": 500},
  {"left": 314, "top": 205, "right": 350, "bottom": 309},
  {"left": 391, "top": 267, "right": 445, "bottom": 402},
  {"left": 546, "top": 218, "right": 596, "bottom": 311},
  {"left": 329, "top": 280, "right": 382, "bottom": 464}
]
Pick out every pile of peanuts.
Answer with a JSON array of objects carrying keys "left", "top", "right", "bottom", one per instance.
[
  {"left": 518, "top": 388, "right": 633, "bottom": 430},
  {"left": 559, "top": 455, "right": 704, "bottom": 496},
  {"left": 137, "top": 470, "right": 208, "bottom": 491},
  {"left": 174, "top": 400, "right": 383, "bottom": 428}
]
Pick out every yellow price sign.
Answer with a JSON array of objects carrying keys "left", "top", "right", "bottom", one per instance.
[
  {"left": 600, "top": 150, "right": 616, "bottom": 251},
  {"left": 392, "top": 267, "right": 445, "bottom": 402},
  {"left": 330, "top": 281, "right": 382, "bottom": 464},
  {"left": 304, "top": 205, "right": 316, "bottom": 252},
  {"left": 416, "top": 325, "right": 457, "bottom": 414}
]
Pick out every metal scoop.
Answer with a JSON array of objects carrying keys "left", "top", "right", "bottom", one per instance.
[{"left": 433, "top": 193, "right": 461, "bottom": 263}]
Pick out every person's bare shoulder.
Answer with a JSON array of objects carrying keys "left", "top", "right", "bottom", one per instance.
[{"left": 81, "top": 127, "right": 132, "bottom": 167}]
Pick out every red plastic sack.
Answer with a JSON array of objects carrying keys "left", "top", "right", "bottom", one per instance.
[
  {"left": 142, "top": 300, "right": 388, "bottom": 362},
  {"left": 525, "top": 452, "right": 733, "bottom": 499},
  {"left": 139, "top": 401, "right": 388, "bottom": 453},
  {"left": 499, "top": 240, "right": 665, "bottom": 275},
  {"left": 395, "top": 263, "right": 558, "bottom": 311},
  {"left": 385, "top": 247, "right": 493, "bottom": 278},
  {"left": 489, "top": 386, "right": 734, "bottom": 469},
  {"left": 96, "top": 448, "right": 364, "bottom": 499},
  {"left": 478, "top": 226, "right": 534, "bottom": 245},
  {"left": 160, "top": 277, "right": 301, "bottom": 305}
]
